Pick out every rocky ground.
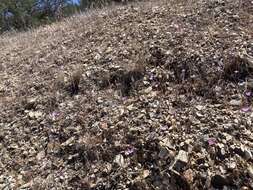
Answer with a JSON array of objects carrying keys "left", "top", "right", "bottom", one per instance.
[{"left": 0, "top": 0, "right": 253, "bottom": 189}]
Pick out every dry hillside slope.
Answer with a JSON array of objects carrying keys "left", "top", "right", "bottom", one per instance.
[{"left": 0, "top": 0, "right": 253, "bottom": 189}]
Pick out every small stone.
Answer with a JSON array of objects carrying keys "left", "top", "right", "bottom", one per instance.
[
  {"left": 160, "top": 137, "right": 175, "bottom": 150},
  {"left": 25, "top": 98, "right": 37, "bottom": 110},
  {"left": 215, "top": 86, "right": 222, "bottom": 92},
  {"left": 171, "top": 150, "right": 188, "bottom": 171},
  {"left": 36, "top": 150, "right": 45, "bottom": 160},
  {"left": 144, "top": 86, "right": 152, "bottom": 94},
  {"left": 224, "top": 133, "right": 233, "bottom": 142},
  {"left": 219, "top": 166, "right": 226, "bottom": 174},
  {"left": 226, "top": 161, "right": 236, "bottom": 170},
  {"left": 229, "top": 99, "right": 242, "bottom": 106},
  {"left": 20, "top": 181, "right": 33, "bottom": 189},
  {"left": 196, "top": 112, "right": 204, "bottom": 118},
  {"left": 61, "top": 137, "right": 75, "bottom": 146},
  {"left": 195, "top": 105, "right": 204, "bottom": 111},
  {"left": 176, "top": 150, "right": 188, "bottom": 164},
  {"left": 142, "top": 170, "right": 150, "bottom": 178},
  {"left": 97, "top": 97, "right": 103, "bottom": 104},
  {"left": 114, "top": 154, "right": 125, "bottom": 167},
  {"left": 127, "top": 104, "right": 135, "bottom": 111},
  {"left": 199, "top": 163, "right": 209, "bottom": 170},
  {"left": 244, "top": 149, "right": 252, "bottom": 161},
  {"left": 241, "top": 186, "right": 250, "bottom": 190},
  {"left": 248, "top": 166, "right": 253, "bottom": 179},
  {"left": 28, "top": 111, "right": 43, "bottom": 119}
]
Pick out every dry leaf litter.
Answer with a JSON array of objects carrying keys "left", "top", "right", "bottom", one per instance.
[{"left": 0, "top": 0, "right": 253, "bottom": 189}]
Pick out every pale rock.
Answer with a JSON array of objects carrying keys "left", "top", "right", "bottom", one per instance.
[
  {"left": 226, "top": 161, "right": 236, "bottom": 170},
  {"left": 114, "top": 154, "right": 125, "bottom": 167},
  {"left": 144, "top": 86, "right": 153, "bottom": 94},
  {"left": 25, "top": 98, "right": 37, "bottom": 110},
  {"left": 229, "top": 99, "right": 242, "bottom": 106},
  {"left": 36, "top": 150, "right": 45, "bottom": 160},
  {"left": 171, "top": 150, "right": 188, "bottom": 171},
  {"left": 248, "top": 166, "right": 253, "bottom": 179},
  {"left": 28, "top": 111, "right": 43, "bottom": 119},
  {"left": 245, "top": 149, "right": 252, "bottom": 161},
  {"left": 160, "top": 137, "right": 175, "bottom": 150},
  {"left": 142, "top": 170, "right": 150, "bottom": 179},
  {"left": 195, "top": 105, "right": 204, "bottom": 111}
]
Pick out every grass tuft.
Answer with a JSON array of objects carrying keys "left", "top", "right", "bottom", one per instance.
[{"left": 69, "top": 69, "right": 82, "bottom": 96}]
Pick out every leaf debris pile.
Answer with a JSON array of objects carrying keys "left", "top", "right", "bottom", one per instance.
[{"left": 0, "top": 0, "right": 253, "bottom": 189}]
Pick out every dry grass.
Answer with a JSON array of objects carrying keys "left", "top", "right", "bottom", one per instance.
[
  {"left": 0, "top": 0, "right": 163, "bottom": 100},
  {"left": 0, "top": 0, "right": 251, "bottom": 105}
]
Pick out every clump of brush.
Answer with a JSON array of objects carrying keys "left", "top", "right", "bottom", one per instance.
[
  {"left": 69, "top": 69, "right": 82, "bottom": 96},
  {"left": 104, "top": 51, "right": 147, "bottom": 96},
  {"left": 55, "top": 68, "right": 82, "bottom": 96},
  {"left": 120, "top": 62, "right": 146, "bottom": 96}
]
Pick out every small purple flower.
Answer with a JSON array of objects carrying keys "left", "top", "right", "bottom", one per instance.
[
  {"left": 244, "top": 91, "right": 252, "bottom": 97},
  {"left": 123, "top": 146, "right": 136, "bottom": 156},
  {"left": 122, "top": 97, "right": 128, "bottom": 101},
  {"left": 149, "top": 74, "right": 155, "bottom": 81},
  {"left": 208, "top": 138, "right": 216, "bottom": 146},
  {"left": 241, "top": 106, "right": 251, "bottom": 113},
  {"left": 50, "top": 111, "right": 60, "bottom": 120}
]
